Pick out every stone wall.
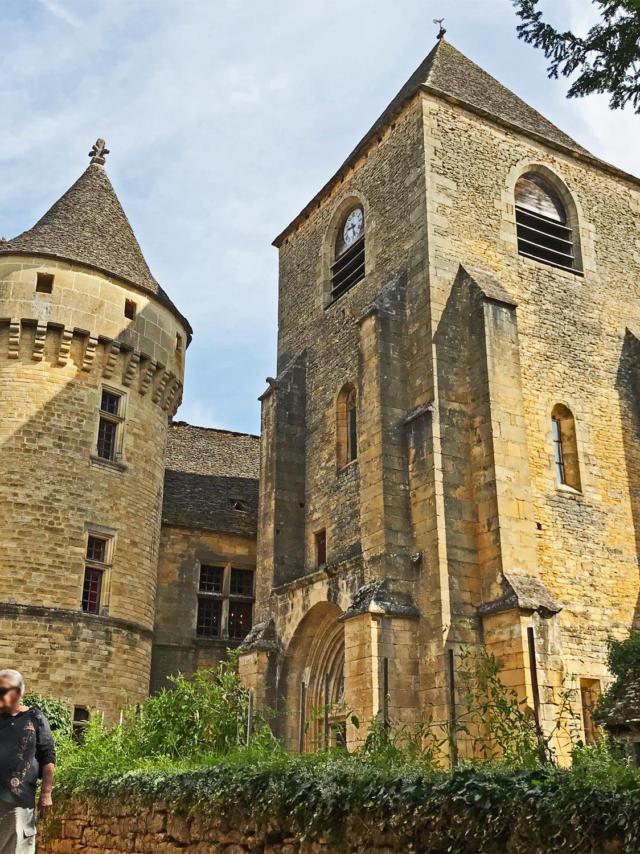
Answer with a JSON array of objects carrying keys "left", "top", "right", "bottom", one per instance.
[
  {"left": 40, "top": 799, "right": 399, "bottom": 854},
  {"left": 151, "top": 524, "right": 256, "bottom": 692}
]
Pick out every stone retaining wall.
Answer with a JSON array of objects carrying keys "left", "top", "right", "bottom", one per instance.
[{"left": 38, "top": 797, "right": 394, "bottom": 854}]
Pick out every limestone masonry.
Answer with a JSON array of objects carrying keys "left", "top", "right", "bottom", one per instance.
[{"left": 1, "top": 38, "right": 639, "bottom": 753}]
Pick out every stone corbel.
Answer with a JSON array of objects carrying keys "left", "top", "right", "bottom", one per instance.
[{"left": 338, "top": 577, "right": 420, "bottom": 622}]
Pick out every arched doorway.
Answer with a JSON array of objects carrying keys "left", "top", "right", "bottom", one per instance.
[{"left": 280, "top": 601, "right": 346, "bottom": 752}]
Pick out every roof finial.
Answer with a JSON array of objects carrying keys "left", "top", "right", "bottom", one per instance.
[
  {"left": 89, "top": 138, "right": 110, "bottom": 166},
  {"left": 433, "top": 17, "right": 446, "bottom": 40}
]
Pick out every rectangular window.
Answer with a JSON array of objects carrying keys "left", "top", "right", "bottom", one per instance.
[
  {"left": 82, "top": 534, "right": 110, "bottom": 615},
  {"left": 96, "top": 390, "right": 124, "bottom": 462},
  {"left": 196, "top": 597, "right": 222, "bottom": 637},
  {"left": 124, "top": 299, "right": 137, "bottom": 320},
  {"left": 35, "top": 272, "right": 54, "bottom": 294},
  {"left": 552, "top": 417, "right": 566, "bottom": 484},
  {"left": 315, "top": 529, "right": 327, "bottom": 568},
  {"left": 347, "top": 404, "right": 358, "bottom": 462},
  {"left": 230, "top": 568, "right": 253, "bottom": 597},
  {"left": 81, "top": 568, "right": 102, "bottom": 614},
  {"left": 195, "top": 563, "right": 254, "bottom": 641},
  {"left": 199, "top": 565, "right": 223, "bottom": 593},
  {"left": 228, "top": 600, "right": 253, "bottom": 639}
]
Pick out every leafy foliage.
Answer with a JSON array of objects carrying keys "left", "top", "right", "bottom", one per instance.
[
  {"left": 57, "top": 657, "right": 279, "bottom": 790},
  {"left": 50, "top": 650, "right": 640, "bottom": 850},
  {"left": 596, "top": 630, "right": 640, "bottom": 722},
  {"left": 513, "top": 0, "right": 640, "bottom": 112},
  {"left": 53, "top": 756, "right": 640, "bottom": 852},
  {"left": 24, "top": 692, "right": 72, "bottom": 740}
]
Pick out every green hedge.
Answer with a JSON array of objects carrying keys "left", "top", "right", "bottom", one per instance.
[{"left": 55, "top": 754, "right": 640, "bottom": 853}]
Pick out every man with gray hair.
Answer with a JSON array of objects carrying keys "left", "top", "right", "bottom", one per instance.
[{"left": 0, "top": 669, "right": 55, "bottom": 852}]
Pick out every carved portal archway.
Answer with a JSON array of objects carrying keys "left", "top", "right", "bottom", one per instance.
[{"left": 281, "top": 601, "right": 346, "bottom": 752}]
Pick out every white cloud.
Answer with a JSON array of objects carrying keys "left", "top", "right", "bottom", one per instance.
[
  {"left": 1, "top": 0, "right": 637, "bottom": 433},
  {"left": 34, "top": 0, "right": 80, "bottom": 27}
]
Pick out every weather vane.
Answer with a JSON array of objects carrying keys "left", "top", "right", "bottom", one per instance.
[
  {"left": 89, "top": 138, "right": 110, "bottom": 165},
  {"left": 433, "top": 17, "right": 446, "bottom": 40}
]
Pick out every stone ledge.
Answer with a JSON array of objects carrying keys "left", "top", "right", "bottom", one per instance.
[{"left": 0, "top": 601, "right": 153, "bottom": 639}]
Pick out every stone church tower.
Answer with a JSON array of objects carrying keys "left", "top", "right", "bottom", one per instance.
[
  {"left": 240, "top": 38, "right": 640, "bottom": 755},
  {"left": 0, "top": 141, "right": 190, "bottom": 721}
]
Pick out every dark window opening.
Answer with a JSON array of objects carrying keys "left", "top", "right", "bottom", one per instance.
[
  {"left": 551, "top": 404, "right": 581, "bottom": 491},
  {"left": 82, "top": 534, "right": 109, "bottom": 615},
  {"left": 199, "top": 565, "right": 223, "bottom": 593},
  {"left": 229, "top": 600, "right": 253, "bottom": 640},
  {"left": 97, "top": 390, "right": 123, "bottom": 462},
  {"left": 230, "top": 568, "right": 254, "bottom": 597},
  {"left": 86, "top": 536, "right": 106, "bottom": 563},
  {"left": 72, "top": 707, "right": 90, "bottom": 743},
  {"left": 97, "top": 418, "right": 118, "bottom": 461},
  {"left": 232, "top": 500, "right": 246, "bottom": 512},
  {"left": 124, "top": 299, "right": 137, "bottom": 320},
  {"left": 331, "top": 237, "right": 365, "bottom": 301},
  {"left": 552, "top": 417, "right": 566, "bottom": 484},
  {"left": 101, "top": 390, "right": 121, "bottom": 415},
  {"left": 515, "top": 173, "right": 580, "bottom": 274},
  {"left": 196, "top": 597, "right": 221, "bottom": 637},
  {"left": 347, "top": 390, "right": 358, "bottom": 462},
  {"left": 82, "top": 567, "right": 102, "bottom": 614},
  {"left": 36, "top": 272, "right": 54, "bottom": 294},
  {"left": 315, "top": 529, "right": 327, "bottom": 568}
]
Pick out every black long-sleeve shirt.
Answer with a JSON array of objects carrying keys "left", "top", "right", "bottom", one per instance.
[{"left": 0, "top": 708, "right": 56, "bottom": 808}]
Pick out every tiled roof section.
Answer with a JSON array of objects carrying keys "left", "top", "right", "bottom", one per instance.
[
  {"left": 0, "top": 161, "right": 192, "bottom": 336},
  {"left": 273, "top": 39, "right": 589, "bottom": 247},
  {"left": 5, "top": 163, "right": 159, "bottom": 292},
  {"left": 165, "top": 422, "right": 260, "bottom": 479},
  {"left": 422, "top": 40, "right": 587, "bottom": 153},
  {"left": 162, "top": 422, "right": 260, "bottom": 535},
  {"left": 603, "top": 672, "right": 640, "bottom": 731}
]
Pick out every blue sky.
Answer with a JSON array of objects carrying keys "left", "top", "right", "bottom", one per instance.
[{"left": 1, "top": 0, "right": 637, "bottom": 435}]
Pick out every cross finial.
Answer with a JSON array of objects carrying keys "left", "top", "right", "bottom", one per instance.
[
  {"left": 433, "top": 18, "right": 446, "bottom": 40},
  {"left": 89, "top": 138, "right": 110, "bottom": 165}
]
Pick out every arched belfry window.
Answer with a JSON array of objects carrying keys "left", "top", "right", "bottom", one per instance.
[
  {"left": 331, "top": 205, "right": 365, "bottom": 301},
  {"left": 337, "top": 383, "right": 358, "bottom": 468},
  {"left": 515, "top": 173, "right": 580, "bottom": 273},
  {"left": 551, "top": 404, "right": 581, "bottom": 491}
]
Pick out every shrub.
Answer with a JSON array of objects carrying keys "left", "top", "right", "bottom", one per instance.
[{"left": 24, "top": 692, "right": 72, "bottom": 740}]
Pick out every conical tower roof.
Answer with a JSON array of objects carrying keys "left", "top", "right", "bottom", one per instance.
[
  {"left": 274, "top": 38, "right": 595, "bottom": 246},
  {"left": 1, "top": 139, "right": 191, "bottom": 333}
]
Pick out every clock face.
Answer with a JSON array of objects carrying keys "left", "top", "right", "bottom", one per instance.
[{"left": 343, "top": 207, "right": 364, "bottom": 247}]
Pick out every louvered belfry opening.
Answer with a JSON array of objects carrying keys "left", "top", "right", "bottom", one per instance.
[
  {"left": 331, "top": 207, "right": 365, "bottom": 301},
  {"left": 515, "top": 173, "right": 580, "bottom": 274}
]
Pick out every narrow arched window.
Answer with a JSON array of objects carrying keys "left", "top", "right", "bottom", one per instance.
[
  {"left": 515, "top": 173, "right": 578, "bottom": 273},
  {"left": 331, "top": 205, "right": 365, "bottom": 301},
  {"left": 337, "top": 383, "right": 357, "bottom": 468},
  {"left": 551, "top": 404, "right": 581, "bottom": 491}
]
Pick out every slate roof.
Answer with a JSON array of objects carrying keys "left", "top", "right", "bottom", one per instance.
[
  {"left": 162, "top": 422, "right": 260, "bottom": 536},
  {"left": 602, "top": 672, "right": 640, "bottom": 732},
  {"left": 0, "top": 155, "right": 191, "bottom": 336},
  {"left": 273, "top": 38, "right": 593, "bottom": 247}
]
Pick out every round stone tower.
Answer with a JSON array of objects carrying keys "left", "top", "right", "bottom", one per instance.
[{"left": 0, "top": 140, "right": 191, "bottom": 721}]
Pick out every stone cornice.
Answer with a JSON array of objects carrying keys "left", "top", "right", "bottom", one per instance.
[
  {"left": 0, "top": 601, "right": 153, "bottom": 639},
  {"left": 0, "top": 318, "right": 183, "bottom": 415}
]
